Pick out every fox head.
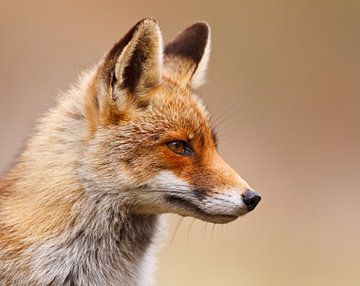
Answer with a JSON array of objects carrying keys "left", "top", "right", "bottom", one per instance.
[{"left": 80, "top": 18, "right": 261, "bottom": 224}]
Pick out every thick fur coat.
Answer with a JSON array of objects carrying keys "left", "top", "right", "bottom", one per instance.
[{"left": 0, "top": 18, "right": 261, "bottom": 285}]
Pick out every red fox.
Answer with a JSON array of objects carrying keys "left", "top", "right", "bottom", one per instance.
[{"left": 0, "top": 18, "right": 261, "bottom": 285}]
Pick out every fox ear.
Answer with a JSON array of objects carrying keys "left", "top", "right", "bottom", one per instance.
[
  {"left": 92, "top": 18, "right": 162, "bottom": 118},
  {"left": 164, "top": 22, "right": 210, "bottom": 89}
]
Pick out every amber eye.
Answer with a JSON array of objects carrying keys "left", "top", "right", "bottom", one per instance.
[{"left": 167, "top": 141, "right": 193, "bottom": 156}]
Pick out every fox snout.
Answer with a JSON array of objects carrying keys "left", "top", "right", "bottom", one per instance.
[
  {"left": 204, "top": 154, "right": 261, "bottom": 217},
  {"left": 143, "top": 156, "right": 261, "bottom": 224}
]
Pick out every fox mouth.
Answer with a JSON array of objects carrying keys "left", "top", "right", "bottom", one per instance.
[{"left": 165, "top": 195, "right": 240, "bottom": 224}]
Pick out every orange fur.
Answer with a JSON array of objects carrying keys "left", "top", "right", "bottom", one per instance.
[{"left": 0, "top": 18, "right": 260, "bottom": 285}]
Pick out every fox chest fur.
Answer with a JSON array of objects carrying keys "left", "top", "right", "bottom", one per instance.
[{"left": 0, "top": 18, "right": 260, "bottom": 286}]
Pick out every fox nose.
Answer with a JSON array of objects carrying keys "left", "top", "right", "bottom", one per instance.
[{"left": 242, "top": 189, "right": 261, "bottom": 212}]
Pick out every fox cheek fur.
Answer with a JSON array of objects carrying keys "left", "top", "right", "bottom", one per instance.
[{"left": 0, "top": 18, "right": 261, "bottom": 285}]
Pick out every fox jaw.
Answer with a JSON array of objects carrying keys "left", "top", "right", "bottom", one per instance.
[{"left": 80, "top": 18, "right": 261, "bottom": 224}]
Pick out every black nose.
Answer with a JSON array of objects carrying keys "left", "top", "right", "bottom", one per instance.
[{"left": 242, "top": 190, "right": 261, "bottom": 212}]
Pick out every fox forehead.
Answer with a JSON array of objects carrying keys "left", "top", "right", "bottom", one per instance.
[{"left": 131, "top": 78, "right": 212, "bottom": 141}]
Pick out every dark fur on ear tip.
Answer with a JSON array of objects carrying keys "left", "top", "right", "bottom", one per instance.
[
  {"left": 106, "top": 18, "right": 157, "bottom": 62},
  {"left": 99, "top": 17, "right": 159, "bottom": 86},
  {"left": 164, "top": 22, "right": 209, "bottom": 64}
]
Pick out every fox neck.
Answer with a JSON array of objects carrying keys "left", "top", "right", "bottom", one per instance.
[
  {"left": 31, "top": 203, "right": 162, "bottom": 286},
  {"left": 1, "top": 174, "right": 162, "bottom": 286}
]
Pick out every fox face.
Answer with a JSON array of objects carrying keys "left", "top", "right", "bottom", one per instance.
[{"left": 80, "top": 18, "right": 260, "bottom": 224}]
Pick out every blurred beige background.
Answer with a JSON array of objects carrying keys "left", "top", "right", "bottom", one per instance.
[{"left": 1, "top": 1, "right": 359, "bottom": 285}]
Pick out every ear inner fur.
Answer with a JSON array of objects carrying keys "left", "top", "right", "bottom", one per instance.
[{"left": 86, "top": 18, "right": 163, "bottom": 128}]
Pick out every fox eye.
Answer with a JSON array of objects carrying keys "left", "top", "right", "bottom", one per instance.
[{"left": 167, "top": 141, "right": 193, "bottom": 156}]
